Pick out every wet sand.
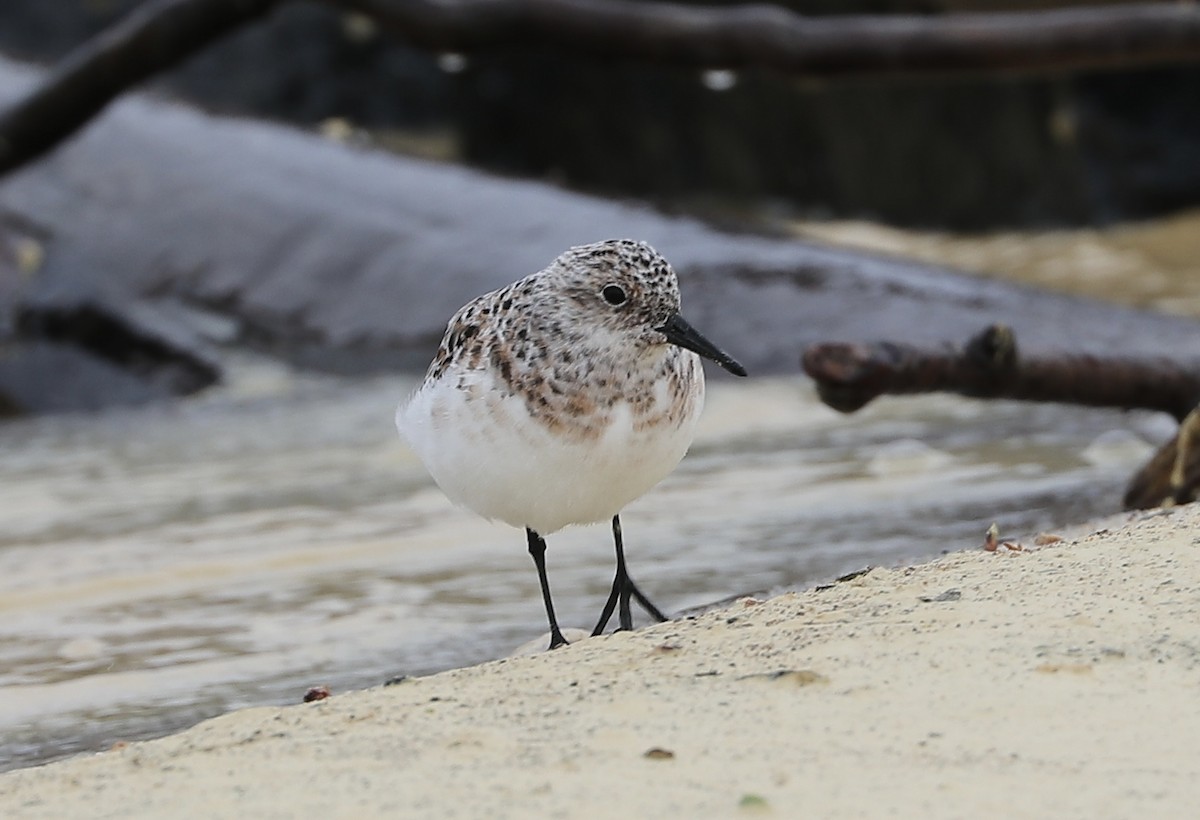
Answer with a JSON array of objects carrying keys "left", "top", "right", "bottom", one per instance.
[{"left": 3, "top": 503, "right": 1198, "bottom": 818}]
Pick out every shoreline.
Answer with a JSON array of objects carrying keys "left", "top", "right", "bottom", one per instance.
[{"left": 3, "top": 504, "right": 1199, "bottom": 818}]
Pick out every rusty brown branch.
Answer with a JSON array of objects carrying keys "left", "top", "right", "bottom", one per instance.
[
  {"left": 4, "top": 0, "right": 1200, "bottom": 177},
  {"left": 801, "top": 324, "right": 1200, "bottom": 422}
]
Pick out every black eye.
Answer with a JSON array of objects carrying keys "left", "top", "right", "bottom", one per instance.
[{"left": 602, "top": 284, "right": 627, "bottom": 306}]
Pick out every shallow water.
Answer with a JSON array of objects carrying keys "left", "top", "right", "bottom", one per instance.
[{"left": 0, "top": 352, "right": 1175, "bottom": 772}]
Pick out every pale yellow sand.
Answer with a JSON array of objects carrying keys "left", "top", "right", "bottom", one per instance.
[{"left": 4, "top": 505, "right": 1199, "bottom": 819}]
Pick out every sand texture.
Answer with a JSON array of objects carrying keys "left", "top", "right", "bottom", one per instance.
[{"left": 3, "top": 505, "right": 1199, "bottom": 818}]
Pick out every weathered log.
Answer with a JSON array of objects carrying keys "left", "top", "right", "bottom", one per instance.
[
  {"left": 801, "top": 323, "right": 1200, "bottom": 511},
  {"left": 4, "top": 0, "right": 1200, "bottom": 177},
  {"left": 340, "top": 0, "right": 1200, "bottom": 74},
  {"left": 802, "top": 324, "right": 1200, "bottom": 422},
  {"left": 1124, "top": 409, "right": 1200, "bottom": 510},
  {"left": 0, "top": 0, "right": 281, "bottom": 175}
]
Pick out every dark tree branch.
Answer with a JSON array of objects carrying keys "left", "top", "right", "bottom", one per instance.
[
  {"left": 803, "top": 324, "right": 1200, "bottom": 511},
  {"left": 0, "top": 0, "right": 281, "bottom": 175},
  {"left": 342, "top": 0, "right": 1200, "bottom": 75},
  {"left": 801, "top": 324, "right": 1200, "bottom": 423},
  {"left": 4, "top": 0, "right": 1200, "bottom": 177}
]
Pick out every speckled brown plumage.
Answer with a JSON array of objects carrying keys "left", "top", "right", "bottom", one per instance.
[{"left": 421, "top": 239, "right": 701, "bottom": 444}]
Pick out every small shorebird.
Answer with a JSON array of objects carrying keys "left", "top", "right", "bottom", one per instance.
[{"left": 397, "top": 239, "right": 746, "bottom": 648}]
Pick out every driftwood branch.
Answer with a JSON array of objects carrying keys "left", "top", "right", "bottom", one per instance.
[
  {"left": 802, "top": 324, "right": 1200, "bottom": 422},
  {"left": 802, "top": 323, "right": 1200, "bottom": 511},
  {"left": 0, "top": 0, "right": 280, "bottom": 175},
  {"left": 342, "top": 0, "right": 1200, "bottom": 73},
  {"left": 1124, "top": 409, "right": 1200, "bottom": 509},
  {"left": 4, "top": 0, "right": 1200, "bottom": 176}
]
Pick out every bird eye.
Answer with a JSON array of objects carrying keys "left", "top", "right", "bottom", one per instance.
[{"left": 602, "top": 284, "right": 627, "bottom": 306}]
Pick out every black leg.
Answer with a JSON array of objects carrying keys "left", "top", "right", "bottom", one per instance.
[
  {"left": 616, "top": 516, "right": 633, "bottom": 631},
  {"left": 592, "top": 515, "right": 669, "bottom": 636},
  {"left": 592, "top": 567, "right": 620, "bottom": 637},
  {"left": 527, "top": 528, "right": 569, "bottom": 650}
]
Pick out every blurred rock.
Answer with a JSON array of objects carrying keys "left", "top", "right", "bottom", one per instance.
[
  {"left": 0, "top": 341, "right": 170, "bottom": 415},
  {"left": 0, "top": 214, "right": 220, "bottom": 416},
  {"left": 15, "top": 285, "right": 221, "bottom": 396}
]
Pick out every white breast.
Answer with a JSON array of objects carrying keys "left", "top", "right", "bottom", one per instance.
[{"left": 397, "top": 362, "right": 705, "bottom": 535}]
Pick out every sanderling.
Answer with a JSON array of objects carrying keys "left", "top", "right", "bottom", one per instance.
[{"left": 397, "top": 239, "right": 746, "bottom": 649}]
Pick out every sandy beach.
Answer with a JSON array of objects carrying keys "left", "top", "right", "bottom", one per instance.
[{"left": 2, "top": 503, "right": 1198, "bottom": 818}]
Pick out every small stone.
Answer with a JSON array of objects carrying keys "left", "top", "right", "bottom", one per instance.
[
  {"left": 918, "top": 588, "right": 962, "bottom": 603},
  {"left": 303, "top": 686, "right": 332, "bottom": 702}
]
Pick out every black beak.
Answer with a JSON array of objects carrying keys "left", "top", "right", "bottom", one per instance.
[{"left": 657, "top": 313, "right": 747, "bottom": 377}]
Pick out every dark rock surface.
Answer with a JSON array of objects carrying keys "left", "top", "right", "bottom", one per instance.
[
  {"left": 1, "top": 54, "right": 1198, "bottom": 415},
  {"left": 16, "top": 283, "right": 221, "bottom": 397},
  {"left": 0, "top": 188, "right": 221, "bottom": 416},
  {"left": 0, "top": 341, "right": 175, "bottom": 415}
]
